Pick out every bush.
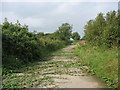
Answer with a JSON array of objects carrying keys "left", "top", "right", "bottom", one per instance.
[
  {"left": 2, "top": 19, "right": 66, "bottom": 74},
  {"left": 39, "top": 38, "right": 65, "bottom": 51}
]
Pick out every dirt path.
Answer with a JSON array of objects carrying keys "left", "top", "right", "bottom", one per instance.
[{"left": 41, "top": 45, "right": 108, "bottom": 88}]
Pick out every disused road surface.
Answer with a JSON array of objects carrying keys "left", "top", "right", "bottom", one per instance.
[
  {"left": 3, "top": 45, "right": 108, "bottom": 88},
  {"left": 43, "top": 45, "right": 108, "bottom": 88}
]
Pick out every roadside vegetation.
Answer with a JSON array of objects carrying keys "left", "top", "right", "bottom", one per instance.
[
  {"left": 75, "top": 10, "right": 119, "bottom": 88},
  {"left": 1, "top": 10, "right": 119, "bottom": 89},
  {"left": 75, "top": 43, "right": 118, "bottom": 88},
  {"left": 2, "top": 18, "right": 81, "bottom": 88}
]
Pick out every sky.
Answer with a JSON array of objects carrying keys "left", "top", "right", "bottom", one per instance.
[{"left": 0, "top": 0, "right": 119, "bottom": 37}]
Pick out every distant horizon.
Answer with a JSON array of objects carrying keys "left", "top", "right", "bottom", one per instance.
[{"left": 0, "top": 1, "right": 118, "bottom": 37}]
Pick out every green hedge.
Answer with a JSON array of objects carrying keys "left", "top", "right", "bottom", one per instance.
[{"left": 2, "top": 19, "right": 66, "bottom": 74}]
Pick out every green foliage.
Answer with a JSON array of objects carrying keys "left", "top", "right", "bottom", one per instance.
[
  {"left": 2, "top": 19, "right": 41, "bottom": 64},
  {"left": 54, "top": 23, "right": 72, "bottom": 42},
  {"left": 75, "top": 44, "right": 118, "bottom": 88},
  {"left": 36, "top": 32, "right": 44, "bottom": 38},
  {"left": 84, "top": 10, "right": 119, "bottom": 47},
  {"left": 39, "top": 38, "right": 65, "bottom": 52},
  {"left": 71, "top": 32, "right": 80, "bottom": 40},
  {"left": 2, "top": 18, "right": 66, "bottom": 74}
]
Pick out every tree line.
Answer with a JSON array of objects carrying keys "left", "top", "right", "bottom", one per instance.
[{"left": 83, "top": 10, "right": 119, "bottom": 48}]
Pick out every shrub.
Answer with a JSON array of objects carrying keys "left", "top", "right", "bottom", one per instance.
[{"left": 2, "top": 19, "right": 66, "bottom": 73}]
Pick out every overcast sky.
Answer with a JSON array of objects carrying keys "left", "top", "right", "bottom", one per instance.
[{"left": 0, "top": 0, "right": 119, "bottom": 37}]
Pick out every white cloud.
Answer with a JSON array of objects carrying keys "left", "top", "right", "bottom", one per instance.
[
  {"left": 1, "top": 0, "right": 119, "bottom": 2},
  {"left": 53, "top": 2, "right": 79, "bottom": 14},
  {"left": 55, "top": 3, "right": 71, "bottom": 14},
  {"left": 93, "top": 3, "right": 118, "bottom": 16},
  {"left": 2, "top": 12, "right": 20, "bottom": 23},
  {"left": 23, "top": 17, "right": 45, "bottom": 27},
  {"left": 1, "top": 12, "right": 45, "bottom": 28}
]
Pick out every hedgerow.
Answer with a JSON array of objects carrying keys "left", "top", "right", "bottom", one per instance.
[{"left": 2, "top": 18, "right": 67, "bottom": 74}]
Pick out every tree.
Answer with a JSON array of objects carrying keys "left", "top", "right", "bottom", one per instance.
[
  {"left": 102, "top": 10, "right": 119, "bottom": 47},
  {"left": 83, "top": 10, "right": 119, "bottom": 47},
  {"left": 55, "top": 23, "right": 72, "bottom": 41},
  {"left": 71, "top": 32, "right": 80, "bottom": 40}
]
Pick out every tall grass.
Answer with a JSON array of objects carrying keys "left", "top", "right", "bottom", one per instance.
[{"left": 75, "top": 43, "right": 118, "bottom": 88}]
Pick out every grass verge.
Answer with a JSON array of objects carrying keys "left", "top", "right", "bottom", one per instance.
[{"left": 75, "top": 44, "right": 118, "bottom": 88}]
